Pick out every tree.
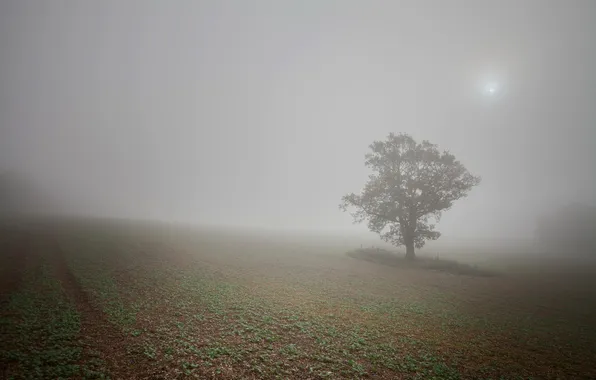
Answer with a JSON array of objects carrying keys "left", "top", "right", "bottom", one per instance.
[{"left": 340, "top": 133, "right": 481, "bottom": 259}]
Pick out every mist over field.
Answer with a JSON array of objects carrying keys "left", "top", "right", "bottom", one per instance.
[
  {"left": 2, "top": 0, "right": 595, "bottom": 243},
  {"left": 1, "top": 1, "right": 596, "bottom": 379}
]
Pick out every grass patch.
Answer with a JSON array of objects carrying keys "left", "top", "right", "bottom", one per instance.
[{"left": 347, "top": 248, "right": 497, "bottom": 276}]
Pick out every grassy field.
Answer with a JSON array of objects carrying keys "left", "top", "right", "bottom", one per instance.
[{"left": 1, "top": 219, "right": 595, "bottom": 379}]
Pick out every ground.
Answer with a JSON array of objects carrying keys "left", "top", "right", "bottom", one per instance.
[{"left": 1, "top": 219, "right": 595, "bottom": 379}]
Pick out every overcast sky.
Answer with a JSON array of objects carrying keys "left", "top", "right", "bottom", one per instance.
[{"left": 1, "top": 0, "right": 595, "bottom": 239}]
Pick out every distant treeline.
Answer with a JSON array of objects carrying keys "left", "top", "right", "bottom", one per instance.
[{"left": 535, "top": 203, "right": 596, "bottom": 256}]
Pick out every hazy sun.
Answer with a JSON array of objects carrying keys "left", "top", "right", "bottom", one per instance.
[{"left": 484, "top": 82, "right": 498, "bottom": 96}]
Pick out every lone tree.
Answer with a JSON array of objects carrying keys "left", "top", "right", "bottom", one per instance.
[{"left": 340, "top": 133, "right": 480, "bottom": 260}]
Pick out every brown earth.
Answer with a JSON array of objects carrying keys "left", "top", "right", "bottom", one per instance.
[
  {"left": 0, "top": 231, "right": 29, "bottom": 307},
  {"left": 51, "top": 238, "right": 158, "bottom": 380},
  {"left": 3, "top": 224, "right": 596, "bottom": 379}
]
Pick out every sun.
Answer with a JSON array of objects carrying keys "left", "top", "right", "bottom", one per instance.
[{"left": 483, "top": 82, "right": 498, "bottom": 96}]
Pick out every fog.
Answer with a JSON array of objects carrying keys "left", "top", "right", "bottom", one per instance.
[{"left": 1, "top": 0, "right": 595, "bottom": 241}]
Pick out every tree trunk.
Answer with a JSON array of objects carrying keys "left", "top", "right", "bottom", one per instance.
[{"left": 405, "top": 242, "right": 415, "bottom": 260}]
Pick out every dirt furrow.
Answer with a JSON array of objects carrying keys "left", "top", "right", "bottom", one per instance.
[
  {"left": 0, "top": 231, "right": 31, "bottom": 379},
  {"left": 51, "top": 239, "right": 157, "bottom": 379},
  {"left": 0, "top": 231, "right": 30, "bottom": 308}
]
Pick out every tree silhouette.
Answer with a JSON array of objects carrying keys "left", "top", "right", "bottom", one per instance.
[{"left": 340, "top": 133, "right": 481, "bottom": 259}]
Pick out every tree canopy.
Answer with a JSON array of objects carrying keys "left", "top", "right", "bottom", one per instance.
[{"left": 340, "top": 133, "right": 481, "bottom": 259}]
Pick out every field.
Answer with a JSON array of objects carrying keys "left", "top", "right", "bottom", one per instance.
[{"left": 1, "top": 219, "right": 595, "bottom": 379}]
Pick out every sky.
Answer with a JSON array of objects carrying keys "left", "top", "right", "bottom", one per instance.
[{"left": 1, "top": 0, "right": 595, "bottom": 240}]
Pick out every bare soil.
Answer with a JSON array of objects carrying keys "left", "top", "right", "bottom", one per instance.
[
  {"left": 51, "top": 238, "right": 157, "bottom": 379},
  {"left": 2, "top": 223, "right": 596, "bottom": 379},
  {"left": 0, "top": 232, "right": 29, "bottom": 307}
]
